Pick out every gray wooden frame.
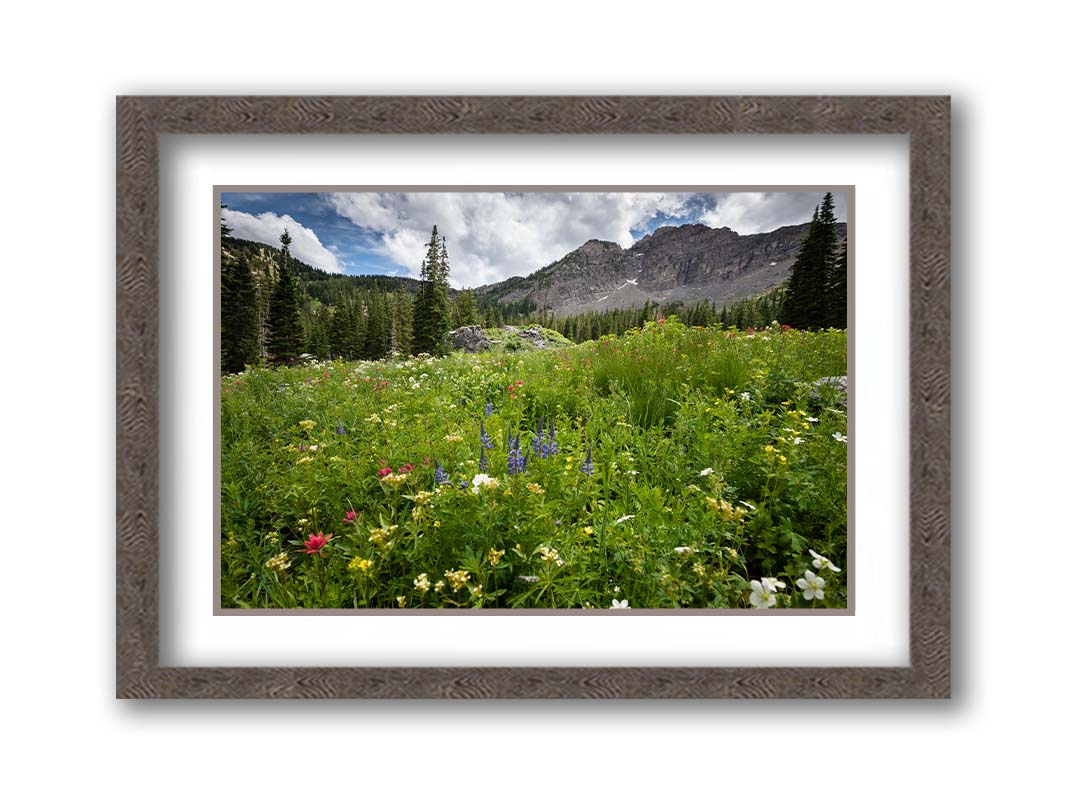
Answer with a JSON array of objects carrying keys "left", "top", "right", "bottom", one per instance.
[{"left": 117, "top": 95, "right": 950, "bottom": 699}]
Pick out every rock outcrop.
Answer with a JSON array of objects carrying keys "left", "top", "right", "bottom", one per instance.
[
  {"left": 448, "top": 325, "right": 492, "bottom": 353},
  {"left": 474, "top": 221, "right": 847, "bottom": 318}
]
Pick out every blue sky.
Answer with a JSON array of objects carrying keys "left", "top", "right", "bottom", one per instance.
[{"left": 221, "top": 191, "right": 847, "bottom": 288}]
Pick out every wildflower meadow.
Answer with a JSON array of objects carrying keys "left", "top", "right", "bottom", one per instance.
[{"left": 221, "top": 318, "right": 848, "bottom": 610}]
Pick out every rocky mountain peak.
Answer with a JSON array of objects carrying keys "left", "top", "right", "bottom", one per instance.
[{"left": 476, "top": 220, "right": 846, "bottom": 318}]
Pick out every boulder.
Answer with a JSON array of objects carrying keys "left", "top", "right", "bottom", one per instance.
[
  {"left": 448, "top": 325, "right": 491, "bottom": 353},
  {"left": 517, "top": 326, "right": 550, "bottom": 348}
]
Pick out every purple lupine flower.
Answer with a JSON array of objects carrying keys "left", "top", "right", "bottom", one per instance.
[
  {"left": 507, "top": 433, "right": 527, "bottom": 475},
  {"left": 479, "top": 446, "right": 488, "bottom": 471},
  {"left": 531, "top": 418, "right": 544, "bottom": 455},
  {"left": 480, "top": 420, "right": 494, "bottom": 450},
  {"left": 433, "top": 458, "right": 450, "bottom": 485},
  {"left": 485, "top": 401, "right": 494, "bottom": 417},
  {"left": 336, "top": 420, "right": 346, "bottom": 436},
  {"left": 538, "top": 419, "right": 558, "bottom": 457},
  {"left": 458, "top": 480, "right": 469, "bottom": 491},
  {"left": 580, "top": 447, "right": 595, "bottom": 476}
]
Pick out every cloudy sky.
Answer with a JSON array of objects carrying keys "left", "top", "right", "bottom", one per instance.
[{"left": 221, "top": 191, "right": 847, "bottom": 287}]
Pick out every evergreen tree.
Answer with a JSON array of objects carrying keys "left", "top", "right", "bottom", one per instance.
[
  {"left": 412, "top": 225, "right": 453, "bottom": 355},
  {"left": 781, "top": 193, "right": 839, "bottom": 329},
  {"left": 265, "top": 228, "right": 305, "bottom": 364},
  {"left": 825, "top": 235, "right": 848, "bottom": 329},
  {"left": 454, "top": 288, "right": 480, "bottom": 327},
  {"left": 221, "top": 203, "right": 233, "bottom": 239},
  {"left": 394, "top": 291, "right": 414, "bottom": 355},
  {"left": 365, "top": 289, "right": 388, "bottom": 360},
  {"left": 220, "top": 250, "right": 259, "bottom": 373}
]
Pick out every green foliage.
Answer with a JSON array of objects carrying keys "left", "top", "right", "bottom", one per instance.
[
  {"left": 265, "top": 245, "right": 305, "bottom": 365},
  {"left": 412, "top": 226, "right": 453, "bottom": 355},
  {"left": 781, "top": 193, "right": 845, "bottom": 330},
  {"left": 454, "top": 288, "right": 480, "bottom": 327},
  {"left": 220, "top": 250, "right": 259, "bottom": 372},
  {"left": 221, "top": 321, "right": 847, "bottom": 609}
]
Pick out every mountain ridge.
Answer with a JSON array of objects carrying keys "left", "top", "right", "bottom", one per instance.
[{"left": 472, "top": 221, "right": 846, "bottom": 317}]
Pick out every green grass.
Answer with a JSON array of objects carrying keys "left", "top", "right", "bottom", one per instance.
[{"left": 221, "top": 319, "right": 848, "bottom": 610}]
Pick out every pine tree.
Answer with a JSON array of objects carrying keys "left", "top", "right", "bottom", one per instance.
[
  {"left": 412, "top": 225, "right": 453, "bottom": 355},
  {"left": 365, "top": 289, "right": 388, "bottom": 360},
  {"left": 781, "top": 193, "right": 839, "bottom": 329},
  {"left": 825, "top": 235, "right": 848, "bottom": 329},
  {"left": 454, "top": 288, "right": 479, "bottom": 327},
  {"left": 265, "top": 228, "right": 305, "bottom": 364},
  {"left": 220, "top": 250, "right": 259, "bottom": 373},
  {"left": 221, "top": 203, "right": 233, "bottom": 239}
]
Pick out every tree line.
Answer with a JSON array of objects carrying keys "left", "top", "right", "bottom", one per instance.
[
  {"left": 221, "top": 208, "right": 843, "bottom": 374},
  {"left": 220, "top": 222, "right": 481, "bottom": 373}
]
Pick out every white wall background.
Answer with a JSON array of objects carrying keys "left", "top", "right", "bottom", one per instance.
[{"left": 2, "top": 1, "right": 1062, "bottom": 797}]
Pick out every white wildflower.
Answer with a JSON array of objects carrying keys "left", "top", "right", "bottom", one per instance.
[
  {"left": 699, "top": 467, "right": 715, "bottom": 477},
  {"left": 809, "top": 549, "right": 842, "bottom": 573},
  {"left": 611, "top": 599, "right": 630, "bottom": 609},
  {"left": 470, "top": 473, "right": 498, "bottom": 494},
  {"left": 748, "top": 580, "right": 777, "bottom": 609},
  {"left": 797, "top": 570, "right": 826, "bottom": 601},
  {"left": 832, "top": 431, "right": 847, "bottom": 443},
  {"left": 614, "top": 514, "right": 636, "bottom": 524}
]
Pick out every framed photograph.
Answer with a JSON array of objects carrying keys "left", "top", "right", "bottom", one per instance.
[{"left": 117, "top": 95, "right": 950, "bottom": 698}]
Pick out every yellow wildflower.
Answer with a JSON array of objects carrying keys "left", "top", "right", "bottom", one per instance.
[
  {"left": 381, "top": 472, "right": 409, "bottom": 488},
  {"left": 347, "top": 556, "right": 374, "bottom": 574},
  {"left": 525, "top": 482, "right": 545, "bottom": 495},
  {"left": 265, "top": 553, "right": 290, "bottom": 572},
  {"left": 488, "top": 548, "right": 505, "bottom": 566},
  {"left": 298, "top": 419, "right": 316, "bottom": 431},
  {"left": 445, "top": 433, "right": 463, "bottom": 443},
  {"left": 444, "top": 568, "right": 471, "bottom": 591}
]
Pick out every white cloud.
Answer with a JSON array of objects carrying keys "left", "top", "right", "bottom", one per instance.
[
  {"left": 324, "top": 192, "right": 691, "bottom": 287},
  {"left": 222, "top": 209, "right": 342, "bottom": 274},
  {"left": 699, "top": 192, "right": 849, "bottom": 235}
]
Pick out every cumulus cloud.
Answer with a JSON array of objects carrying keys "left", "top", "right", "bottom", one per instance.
[
  {"left": 700, "top": 192, "right": 848, "bottom": 236},
  {"left": 324, "top": 192, "right": 691, "bottom": 287},
  {"left": 222, "top": 209, "right": 342, "bottom": 273}
]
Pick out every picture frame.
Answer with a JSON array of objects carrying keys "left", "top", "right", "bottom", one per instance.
[{"left": 117, "top": 95, "right": 950, "bottom": 699}]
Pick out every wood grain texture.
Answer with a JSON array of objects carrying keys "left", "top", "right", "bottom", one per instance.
[{"left": 116, "top": 95, "right": 950, "bottom": 699}]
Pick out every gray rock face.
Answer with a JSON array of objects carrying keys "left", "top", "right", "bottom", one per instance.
[
  {"left": 517, "top": 326, "right": 550, "bottom": 348},
  {"left": 810, "top": 375, "right": 848, "bottom": 405},
  {"left": 448, "top": 325, "right": 491, "bottom": 353},
  {"left": 474, "top": 221, "right": 847, "bottom": 318}
]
